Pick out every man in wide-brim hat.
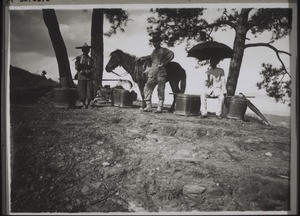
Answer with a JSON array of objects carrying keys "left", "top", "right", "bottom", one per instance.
[
  {"left": 74, "top": 42, "right": 94, "bottom": 109},
  {"left": 142, "top": 34, "right": 174, "bottom": 113},
  {"left": 75, "top": 42, "right": 92, "bottom": 49}
]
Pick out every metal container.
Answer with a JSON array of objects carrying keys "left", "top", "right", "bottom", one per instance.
[
  {"left": 112, "top": 88, "right": 133, "bottom": 108},
  {"left": 53, "top": 87, "right": 78, "bottom": 109},
  {"left": 226, "top": 95, "right": 248, "bottom": 120},
  {"left": 175, "top": 93, "right": 200, "bottom": 116}
]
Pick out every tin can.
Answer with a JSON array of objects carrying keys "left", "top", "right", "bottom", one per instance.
[
  {"left": 175, "top": 94, "right": 200, "bottom": 116},
  {"left": 112, "top": 88, "right": 133, "bottom": 108}
]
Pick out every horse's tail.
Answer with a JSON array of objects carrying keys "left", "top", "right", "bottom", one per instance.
[
  {"left": 166, "top": 62, "right": 186, "bottom": 93},
  {"left": 180, "top": 76, "right": 186, "bottom": 93},
  {"left": 179, "top": 67, "right": 186, "bottom": 93}
]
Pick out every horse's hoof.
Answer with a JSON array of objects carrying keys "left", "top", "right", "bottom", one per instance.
[{"left": 168, "top": 109, "right": 175, "bottom": 113}]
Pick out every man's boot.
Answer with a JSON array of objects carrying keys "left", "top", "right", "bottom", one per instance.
[
  {"left": 155, "top": 100, "right": 163, "bottom": 113},
  {"left": 142, "top": 101, "right": 152, "bottom": 112}
]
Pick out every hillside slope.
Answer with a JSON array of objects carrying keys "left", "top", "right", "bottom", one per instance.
[
  {"left": 10, "top": 101, "right": 291, "bottom": 213},
  {"left": 10, "top": 65, "right": 59, "bottom": 104}
]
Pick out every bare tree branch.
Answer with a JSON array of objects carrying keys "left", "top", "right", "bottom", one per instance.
[
  {"left": 193, "top": 20, "right": 236, "bottom": 31},
  {"left": 223, "top": 9, "right": 230, "bottom": 19},
  {"left": 212, "top": 19, "right": 236, "bottom": 29},
  {"left": 244, "top": 42, "right": 291, "bottom": 77},
  {"left": 245, "top": 42, "right": 291, "bottom": 55}
]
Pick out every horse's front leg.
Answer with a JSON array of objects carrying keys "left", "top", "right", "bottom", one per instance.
[{"left": 138, "top": 82, "right": 146, "bottom": 108}]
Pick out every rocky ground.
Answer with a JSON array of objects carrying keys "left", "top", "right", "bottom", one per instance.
[{"left": 10, "top": 99, "right": 291, "bottom": 213}]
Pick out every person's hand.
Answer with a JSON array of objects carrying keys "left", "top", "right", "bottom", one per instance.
[
  {"left": 205, "top": 80, "right": 212, "bottom": 87},
  {"left": 224, "top": 93, "right": 228, "bottom": 97}
]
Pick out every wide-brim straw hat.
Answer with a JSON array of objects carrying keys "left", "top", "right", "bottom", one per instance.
[
  {"left": 75, "top": 42, "right": 92, "bottom": 49},
  {"left": 149, "top": 35, "right": 163, "bottom": 42}
]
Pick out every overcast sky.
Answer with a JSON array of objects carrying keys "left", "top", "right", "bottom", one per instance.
[{"left": 9, "top": 5, "right": 295, "bottom": 116}]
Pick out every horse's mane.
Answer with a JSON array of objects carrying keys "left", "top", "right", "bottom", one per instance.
[
  {"left": 110, "top": 49, "right": 151, "bottom": 82},
  {"left": 110, "top": 49, "right": 137, "bottom": 59}
]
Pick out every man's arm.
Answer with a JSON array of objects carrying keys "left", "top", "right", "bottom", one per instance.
[
  {"left": 87, "top": 57, "right": 94, "bottom": 73},
  {"left": 206, "top": 74, "right": 213, "bottom": 88},
  {"left": 160, "top": 49, "right": 174, "bottom": 67},
  {"left": 139, "top": 55, "right": 152, "bottom": 70},
  {"left": 75, "top": 56, "right": 81, "bottom": 71}
]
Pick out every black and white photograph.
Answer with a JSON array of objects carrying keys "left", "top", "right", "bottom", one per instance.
[{"left": 2, "top": 0, "right": 298, "bottom": 215}]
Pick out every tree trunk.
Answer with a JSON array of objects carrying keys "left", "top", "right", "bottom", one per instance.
[
  {"left": 42, "top": 9, "right": 74, "bottom": 88},
  {"left": 226, "top": 9, "right": 251, "bottom": 96},
  {"left": 91, "top": 9, "right": 104, "bottom": 90}
]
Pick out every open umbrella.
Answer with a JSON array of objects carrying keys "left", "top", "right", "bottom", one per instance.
[{"left": 187, "top": 41, "right": 233, "bottom": 61}]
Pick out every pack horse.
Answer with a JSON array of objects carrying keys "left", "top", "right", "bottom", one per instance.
[{"left": 105, "top": 49, "right": 186, "bottom": 112}]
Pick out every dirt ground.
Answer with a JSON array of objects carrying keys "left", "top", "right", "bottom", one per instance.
[{"left": 10, "top": 99, "right": 291, "bottom": 213}]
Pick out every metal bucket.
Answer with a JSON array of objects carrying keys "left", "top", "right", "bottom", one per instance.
[
  {"left": 112, "top": 88, "right": 133, "bottom": 108},
  {"left": 53, "top": 87, "right": 78, "bottom": 109},
  {"left": 175, "top": 94, "right": 200, "bottom": 116},
  {"left": 226, "top": 95, "right": 248, "bottom": 120}
]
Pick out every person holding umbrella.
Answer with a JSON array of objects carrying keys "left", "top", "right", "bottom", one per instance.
[
  {"left": 75, "top": 43, "right": 94, "bottom": 109},
  {"left": 142, "top": 34, "right": 174, "bottom": 113},
  {"left": 200, "top": 57, "right": 227, "bottom": 118},
  {"left": 187, "top": 41, "right": 233, "bottom": 118}
]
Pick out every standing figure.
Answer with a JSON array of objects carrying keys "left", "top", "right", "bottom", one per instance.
[
  {"left": 200, "top": 57, "right": 227, "bottom": 118},
  {"left": 75, "top": 43, "right": 94, "bottom": 109},
  {"left": 143, "top": 35, "right": 174, "bottom": 113}
]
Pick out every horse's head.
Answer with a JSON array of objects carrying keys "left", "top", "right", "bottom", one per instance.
[{"left": 105, "top": 49, "right": 123, "bottom": 73}]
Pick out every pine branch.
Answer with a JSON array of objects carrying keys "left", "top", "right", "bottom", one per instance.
[{"left": 244, "top": 42, "right": 291, "bottom": 77}]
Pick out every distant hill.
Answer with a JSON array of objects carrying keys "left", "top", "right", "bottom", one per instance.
[
  {"left": 263, "top": 114, "right": 291, "bottom": 128},
  {"left": 247, "top": 113, "right": 290, "bottom": 128},
  {"left": 10, "top": 65, "right": 59, "bottom": 104},
  {"left": 10, "top": 65, "right": 59, "bottom": 89}
]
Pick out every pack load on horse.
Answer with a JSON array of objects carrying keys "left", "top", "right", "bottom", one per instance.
[{"left": 105, "top": 49, "right": 186, "bottom": 112}]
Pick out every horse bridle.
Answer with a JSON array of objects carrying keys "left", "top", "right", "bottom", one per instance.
[
  {"left": 109, "top": 53, "right": 129, "bottom": 77},
  {"left": 111, "top": 54, "right": 137, "bottom": 77}
]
